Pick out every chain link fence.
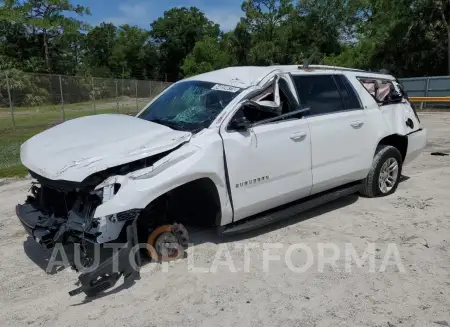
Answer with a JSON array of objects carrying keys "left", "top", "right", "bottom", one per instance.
[
  {"left": 0, "top": 71, "right": 172, "bottom": 176},
  {"left": 0, "top": 70, "right": 172, "bottom": 131}
]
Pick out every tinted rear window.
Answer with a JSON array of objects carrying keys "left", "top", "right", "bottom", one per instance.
[
  {"left": 334, "top": 75, "right": 362, "bottom": 109},
  {"left": 292, "top": 75, "right": 343, "bottom": 116}
]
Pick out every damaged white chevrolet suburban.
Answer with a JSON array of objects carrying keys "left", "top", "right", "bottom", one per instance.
[{"left": 16, "top": 65, "right": 427, "bottom": 296}]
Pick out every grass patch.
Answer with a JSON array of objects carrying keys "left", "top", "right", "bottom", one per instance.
[
  {"left": 0, "top": 98, "right": 142, "bottom": 113},
  {"left": 0, "top": 127, "right": 45, "bottom": 178},
  {"left": 0, "top": 96, "right": 154, "bottom": 178},
  {"left": 0, "top": 103, "right": 141, "bottom": 130},
  {"left": 0, "top": 107, "right": 141, "bottom": 178},
  {"left": 0, "top": 164, "right": 28, "bottom": 178}
]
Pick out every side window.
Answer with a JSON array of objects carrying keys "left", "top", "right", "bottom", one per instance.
[
  {"left": 232, "top": 87, "right": 279, "bottom": 126},
  {"left": 359, "top": 78, "right": 398, "bottom": 105},
  {"left": 334, "top": 75, "right": 362, "bottom": 110},
  {"left": 292, "top": 75, "right": 344, "bottom": 116}
]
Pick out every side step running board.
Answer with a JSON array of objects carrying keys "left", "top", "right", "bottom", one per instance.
[{"left": 222, "top": 183, "right": 361, "bottom": 236}]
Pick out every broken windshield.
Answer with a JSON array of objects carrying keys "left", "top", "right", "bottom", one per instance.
[{"left": 138, "top": 80, "right": 242, "bottom": 132}]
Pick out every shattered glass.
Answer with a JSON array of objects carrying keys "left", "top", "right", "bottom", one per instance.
[{"left": 138, "top": 81, "right": 242, "bottom": 132}]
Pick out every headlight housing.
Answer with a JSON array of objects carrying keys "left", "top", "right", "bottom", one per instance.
[
  {"left": 129, "top": 145, "right": 198, "bottom": 180},
  {"left": 93, "top": 177, "right": 121, "bottom": 203}
]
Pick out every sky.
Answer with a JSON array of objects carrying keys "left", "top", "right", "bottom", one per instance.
[{"left": 73, "top": 0, "right": 244, "bottom": 31}]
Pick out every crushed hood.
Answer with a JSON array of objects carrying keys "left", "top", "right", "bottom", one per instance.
[{"left": 21, "top": 114, "right": 192, "bottom": 182}]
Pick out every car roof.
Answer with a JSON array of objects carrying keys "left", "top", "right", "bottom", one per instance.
[
  {"left": 183, "top": 66, "right": 281, "bottom": 88},
  {"left": 183, "top": 65, "right": 395, "bottom": 89}
]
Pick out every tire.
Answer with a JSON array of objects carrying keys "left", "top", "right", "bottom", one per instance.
[{"left": 360, "top": 145, "right": 403, "bottom": 198}]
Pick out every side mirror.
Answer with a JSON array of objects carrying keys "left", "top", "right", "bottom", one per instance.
[{"left": 229, "top": 116, "right": 251, "bottom": 131}]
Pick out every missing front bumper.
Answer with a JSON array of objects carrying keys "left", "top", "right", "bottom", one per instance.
[
  {"left": 16, "top": 204, "right": 60, "bottom": 248},
  {"left": 68, "top": 220, "right": 141, "bottom": 297},
  {"left": 16, "top": 203, "right": 141, "bottom": 297}
]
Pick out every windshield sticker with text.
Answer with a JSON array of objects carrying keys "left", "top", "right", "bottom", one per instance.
[{"left": 211, "top": 84, "right": 241, "bottom": 93}]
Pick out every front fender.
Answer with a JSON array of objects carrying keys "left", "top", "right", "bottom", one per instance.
[{"left": 92, "top": 135, "right": 233, "bottom": 225}]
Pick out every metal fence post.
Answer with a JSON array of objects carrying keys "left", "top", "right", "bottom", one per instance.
[
  {"left": 59, "top": 75, "right": 65, "bottom": 121},
  {"left": 149, "top": 80, "right": 152, "bottom": 98},
  {"left": 423, "top": 77, "right": 430, "bottom": 110},
  {"left": 115, "top": 79, "right": 119, "bottom": 113},
  {"left": 5, "top": 72, "right": 15, "bottom": 129},
  {"left": 92, "top": 77, "right": 96, "bottom": 114},
  {"left": 135, "top": 80, "right": 139, "bottom": 113}
]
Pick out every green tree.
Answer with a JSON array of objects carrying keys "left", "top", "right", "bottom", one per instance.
[
  {"left": 1, "top": 0, "right": 90, "bottom": 72},
  {"left": 84, "top": 22, "right": 117, "bottom": 75},
  {"left": 109, "top": 25, "right": 156, "bottom": 79},
  {"left": 241, "top": 0, "right": 294, "bottom": 42},
  {"left": 181, "top": 36, "right": 235, "bottom": 76},
  {"left": 325, "top": 0, "right": 449, "bottom": 77},
  {"left": 150, "top": 7, "right": 220, "bottom": 80},
  {"left": 229, "top": 20, "right": 252, "bottom": 65},
  {"left": 431, "top": 0, "right": 450, "bottom": 74}
]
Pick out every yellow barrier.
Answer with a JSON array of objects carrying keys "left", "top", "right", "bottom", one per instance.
[{"left": 409, "top": 97, "right": 450, "bottom": 103}]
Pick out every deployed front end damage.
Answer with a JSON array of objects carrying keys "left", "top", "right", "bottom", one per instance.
[
  {"left": 16, "top": 115, "right": 193, "bottom": 297},
  {"left": 16, "top": 168, "right": 145, "bottom": 297}
]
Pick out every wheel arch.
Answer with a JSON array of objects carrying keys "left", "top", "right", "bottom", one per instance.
[
  {"left": 376, "top": 134, "right": 408, "bottom": 161},
  {"left": 136, "top": 177, "right": 223, "bottom": 229}
]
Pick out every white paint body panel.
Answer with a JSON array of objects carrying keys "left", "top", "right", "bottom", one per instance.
[
  {"left": 221, "top": 119, "right": 312, "bottom": 221},
  {"left": 306, "top": 110, "right": 373, "bottom": 195},
  {"left": 20, "top": 114, "right": 191, "bottom": 181},
  {"left": 93, "top": 130, "right": 233, "bottom": 224},
  {"left": 404, "top": 128, "right": 427, "bottom": 165},
  {"left": 19, "top": 65, "right": 428, "bottom": 244},
  {"left": 183, "top": 66, "right": 281, "bottom": 88}
]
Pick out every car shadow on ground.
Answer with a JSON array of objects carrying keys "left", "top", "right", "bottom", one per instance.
[
  {"left": 71, "top": 194, "right": 362, "bottom": 304},
  {"left": 399, "top": 175, "right": 410, "bottom": 183},
  {"left": 23, "top": 236, "right": 66, "bottom": 275},
  {"left": 25, "top": 176, "right": 411, "bottom": 302},
  {"left": 189, "top": 193, "right": 360, "bottom": 246},
  {"left": 190, "top": 175, "right": 410, "bottom": 245}
]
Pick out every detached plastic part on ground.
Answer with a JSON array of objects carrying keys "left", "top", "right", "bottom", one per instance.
[
  {"left": 68, "top": 221, "right": 141, "bottom": 297},
  {"left": 68, "top": 221, "right": 189, "bottom": 298}
]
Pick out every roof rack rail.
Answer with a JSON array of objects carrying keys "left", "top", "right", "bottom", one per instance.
[
  {"left": 297, "top": 64, "right": 366, "bottom": 72},
  {"left": 367, "top": 68, "right": 391, "bottom": 75},
  {"left": 296, "top": 65, "right": 393, "bottom": 76}
]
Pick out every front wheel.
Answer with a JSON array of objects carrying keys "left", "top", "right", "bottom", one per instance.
[{"left": 360, "top": 145, "right": 403, "bottom": 198}]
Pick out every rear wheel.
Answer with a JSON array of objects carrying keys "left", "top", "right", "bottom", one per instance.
[{"left": 360, "top": 145, "right": 403, "bottom": 197}]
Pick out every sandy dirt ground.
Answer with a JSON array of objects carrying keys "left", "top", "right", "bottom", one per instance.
[{"left": 1, "top": 113, "right": 450, "bottom": 327}]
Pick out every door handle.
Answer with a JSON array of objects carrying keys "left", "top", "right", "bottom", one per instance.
[
  {"left": 290, "top": 132, "right": 307, "bottom": 141},
  {"left": 351, "top": 121, "right": 364, "bottom": 128}
]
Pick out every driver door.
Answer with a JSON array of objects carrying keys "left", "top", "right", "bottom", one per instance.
[{"left": 220, "top": 75, "right": 313, "bottom": 221}]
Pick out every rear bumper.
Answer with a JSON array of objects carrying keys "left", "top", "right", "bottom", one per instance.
[{"left": 404, "top": 128, "right": 427, "bottom": 165}]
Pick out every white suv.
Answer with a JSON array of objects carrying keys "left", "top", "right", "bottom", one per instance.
[{"left": 16, "top": 65, "right": 427, "bottom": 296}]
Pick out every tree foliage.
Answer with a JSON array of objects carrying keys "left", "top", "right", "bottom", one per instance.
[
  {"left": 150, "top": 7, "right": 220, "bottom": 81},
  {"left": 1, "top": 0, "right": 450, "bottom": 85},
  {"left": 181, "top": 36, "right": 235, "bottom": 77}
]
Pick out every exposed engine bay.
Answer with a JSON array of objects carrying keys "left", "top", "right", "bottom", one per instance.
[
  {"left": 19, "top": 175, "right": 111, "bottom": 249},
  {"left": 16, "top": 149, "right": 191, "bottom": 297},
  {"left": 16, "top": 152, "right": 172, "bottom": 249}
]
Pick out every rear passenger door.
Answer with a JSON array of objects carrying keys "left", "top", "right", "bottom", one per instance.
[{"left": 291, "top": 74, "right": 370, "bottom": 195}]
